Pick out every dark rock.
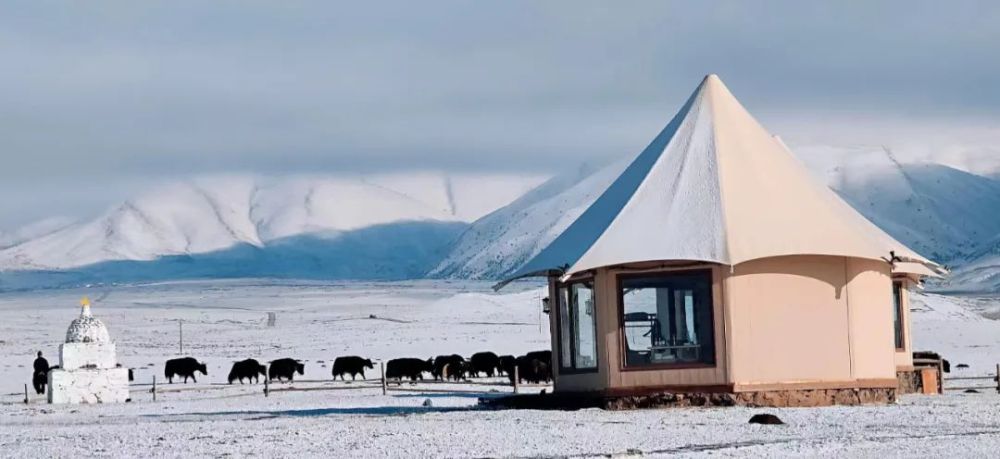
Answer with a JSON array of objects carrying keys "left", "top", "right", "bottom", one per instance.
[
  {"left": 956, "top": 363, "right": 969, "bottom": 369},
  {"left": 748, "top": 413, "right": 784, "bottom": 425}
]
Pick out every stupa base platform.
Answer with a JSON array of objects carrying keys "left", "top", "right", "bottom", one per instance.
[{"left": 48, "top": 367, "right": 130, "bottom": 404}]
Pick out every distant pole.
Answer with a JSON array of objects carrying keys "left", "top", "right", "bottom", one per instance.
[
  {"left": 152, "top": 376, "right": 157, "bottom": 402},
  {"left": 996, "top": 364, "right": 1000, "bottom": 394},
  {"left": 513, "top": 366, "right": 520, "bottom": 394},
  {"left": 178, "top": 320, "right": 184, "bottom": 355},
  {"left": 380, "top": 361, "right": 387, "bottom": 395},
  {"left": 23, "top": 384, "right": 28, "bottom": 404}
]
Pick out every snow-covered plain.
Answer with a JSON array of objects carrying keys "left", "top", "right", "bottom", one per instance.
[{"left": 1, "top": 280, "right": 1000, "bottom": 458}]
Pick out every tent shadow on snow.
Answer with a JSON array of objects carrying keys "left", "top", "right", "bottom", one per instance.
[{"left": 0, "top": 220, "right": 467, "bottom": 291}]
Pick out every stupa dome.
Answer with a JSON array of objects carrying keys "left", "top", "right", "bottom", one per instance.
[{"left": 65, "top": 299, "right": 111, "bottom": 344}]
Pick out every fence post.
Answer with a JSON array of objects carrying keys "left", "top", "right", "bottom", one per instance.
[
  {"left": 24, "top": 383, "right": 28, "bottom": 404},
  {"left": 380, "top": 361, "right": 387, "bottom": 395},
  {"left": 513, "top": 366, "right": 520, "bottom": 394},
  {"left": 152, "top": 376, "right": 157, "bottom": 402},
  {"left": 996, "top": 363, "right": 1000, "bottom": 394},
  {"left": 264, "top": 365, "right": 270, "bottom": 397}
]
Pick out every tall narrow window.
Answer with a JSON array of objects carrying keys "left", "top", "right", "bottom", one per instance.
[
  {"left": 620, "top": 270, "right": 715, "bottom": 368},
  {"left": 556, "top": 280, "right": 598, "bottom": 371},
  {"left": 892, "top": 281, "right": 905, "bottom": 350}
]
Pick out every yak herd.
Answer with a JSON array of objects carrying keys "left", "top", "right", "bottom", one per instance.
[
  {"left": 384, "top": 351, "right": 552, "bottom": 384},
  {"left": 160, "top": 350, "right": 552, "bottom": 386}
]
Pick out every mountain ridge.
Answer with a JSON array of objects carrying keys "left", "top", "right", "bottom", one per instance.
[
  {"left": 4, "top": 157, "right": 1000, "bottom": 293},
  {"left": 0, "top": 172, "right": 544, "bottom": 272}
]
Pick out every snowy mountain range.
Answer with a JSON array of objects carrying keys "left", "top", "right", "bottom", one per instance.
[
  {"left": 434, "top": 147, "right": 1000, "bottom": 292},
  {"left": 3, "top": 152, "right": 1000, "bottom": 292},
  {"left": 0, "top": 172, "right": 544, "bottom": 289},
  {"left": 429, "top": 161, "right": 627, "bottom": 279}
]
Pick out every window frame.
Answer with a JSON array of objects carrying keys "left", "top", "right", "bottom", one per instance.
[
  {"left": 892, "top": 280, "right": 906, "bottom": 351},
  {"left": 616, "top": 269, "right": 718, "bottom": 372},
  {"left": 553, "top": 277, "right": 599, "bottom": 374}
]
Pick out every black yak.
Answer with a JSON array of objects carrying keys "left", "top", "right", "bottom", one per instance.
[
  {"left": 228, "top": 359, "right": 267, "bottom": 384},
  {"left": 497, "top": 355, "right": 516, "bottom": 376},
  {"left": 913, "top": 351, "right": 950, "bottom": 373},
  {"left": 506, "top": 352, "right": 552, "bottom": 385},
  {"left": 269, "top": 358, "right": 304, "bottom": 382},
  {"left": 469, "top": 352, "right": 500, "bottom": 378},
  {"left": 386, "top": 358, "right": 432, "bottom": 382},
  {"left": 164, "top": 357, "right": 208, "bottom": 384},
  {"left": 332, "top": 356, "right": 374, "bottom": 381},
  {"left": 432, "top": 354, "right": 465, "bottom": 381},
  {"left": 524, "top": 350, "right": 552, "bottom": 366}
]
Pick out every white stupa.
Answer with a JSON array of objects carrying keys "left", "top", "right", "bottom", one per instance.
[{"left": 48, "top": 297, "right": 129, "bottom": 404}]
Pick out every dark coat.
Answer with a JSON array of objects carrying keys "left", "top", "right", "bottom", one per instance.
[
  {"left": 164, "top": 357, "right": 208, "bottom": 384},
  {"left": 32, "top": 355, "right": 51, "bottom": 395},
  {"left": 269, "top": 358, "right": 305, "bottom": 382},
  {"left": 229, "top": 359, "right": 267, "bottom": 384},
  {"left": 332, "top": 356, "right": 374, "bottom": 381},
  {"left": 32, "top": 370, "right": 47, "bottom": 395},
  {"left": 33, "top": 356, "right": 49, "bottom": 374}
]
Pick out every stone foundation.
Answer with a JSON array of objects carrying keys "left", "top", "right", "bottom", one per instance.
[
  {"left": 897, "top": 369, "right": 922, "bottom": 395},
  {"left": 482, "top": 387, "right": 896, "bottom": 410},
  {"left": 604, "top": 387, "right": 896, "bottom": 409}
]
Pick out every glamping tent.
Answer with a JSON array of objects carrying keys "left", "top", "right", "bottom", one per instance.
[{"left": 502, "top": 74, "right": 943, "bottom": 407}]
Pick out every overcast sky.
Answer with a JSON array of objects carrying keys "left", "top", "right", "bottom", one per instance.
[{"left": 2, "top": 1, "right": 1000, "bottom": 227}]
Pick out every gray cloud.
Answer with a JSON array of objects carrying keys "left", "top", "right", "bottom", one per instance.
[{"left": 1, "top": 1, "right": 999, "bottom": 226}]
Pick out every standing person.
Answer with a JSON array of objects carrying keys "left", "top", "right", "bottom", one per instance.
[{"left": 32, "top": 351, "right": 49, "bottom": 395}]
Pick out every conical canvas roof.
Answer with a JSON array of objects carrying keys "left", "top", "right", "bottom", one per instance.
[{"left": 504, "top": 74, "right": 940, "bottom": 285}]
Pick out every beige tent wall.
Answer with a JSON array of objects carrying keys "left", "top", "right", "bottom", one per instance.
[
  {"left": 894, "top": 277, "right": 914, "bottom": 370},
  {"left": 602, "top": 265, "right": 729, "bottom": 391},
  {"left": 727, "top": 256, "right": 851, "bottom": 385},
  {"left": 550, "top": 257, "right": 898, "bottom": 394},
  {"left": 726, "top": 255, "right": 895, "bottom": 387},
  {"left": 845, "top": 258, "right": 896, "bottom": 379}
]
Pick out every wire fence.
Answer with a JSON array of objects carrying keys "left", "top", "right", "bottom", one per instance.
[
  {"left": 129, "top": 362, "right": 550, "bottom": 403},
  {"left": 940, "top": 363, "right": 1000, "bottom": 393}
]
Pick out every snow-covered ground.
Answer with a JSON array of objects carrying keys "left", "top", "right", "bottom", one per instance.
[{"left": 1, "top": 280, "right": 999, "bottom": 457}]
